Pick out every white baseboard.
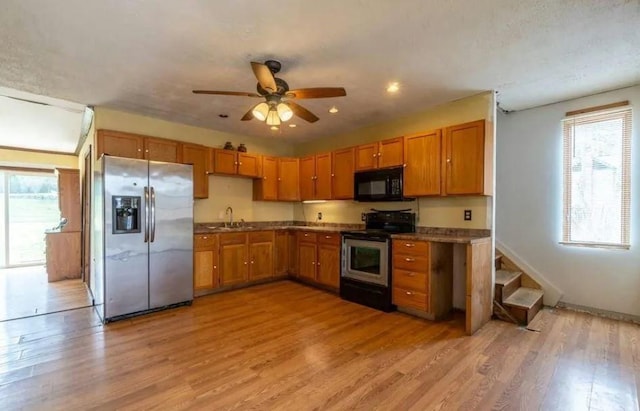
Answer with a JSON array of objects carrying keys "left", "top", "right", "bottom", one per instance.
[
  {"left": 495, "top": 239, "right": 563, "bottom": 306},
  {"left": 556, "top": 301, "right": 640, "bottom": 325}
]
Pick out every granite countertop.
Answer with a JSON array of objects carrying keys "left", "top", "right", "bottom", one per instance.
[
  {"left": 391, "top": 233, "right": 491, "bottom": 244},
  {"left": 193, "top": 223, "right": 358, "bottom": 235}
]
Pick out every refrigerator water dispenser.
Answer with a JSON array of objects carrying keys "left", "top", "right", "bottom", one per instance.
[{"left": 112, "top": 196, "right": 141, "bottom": 234}]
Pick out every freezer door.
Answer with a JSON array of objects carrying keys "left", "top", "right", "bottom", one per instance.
[
  {"left": 148, "top": 161, "right": 194, "bottom": 308},
  {"left": 104, "top": 156, "right": 150, "bottom": 319}
]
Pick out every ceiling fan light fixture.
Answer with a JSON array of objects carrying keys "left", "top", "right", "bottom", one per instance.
[
  {"left": 276, "top": 103, "right": 293, "bottom": 121},
  {"left": 252, "top": 102, "right": 269, "bottom": 121},
  {"left": 266, "top": 109, "right": 281, "bottom": 126},
  {"left": 328, "top": 106, "right": 339, "bottom": 114}
]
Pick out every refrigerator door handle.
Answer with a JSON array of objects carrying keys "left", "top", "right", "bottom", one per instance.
[
  {"left": 150, "top": 186, "right": 156, "bottom": 243},
  {"left": 144, "top": 186, "right": 150, "bottom": 243}
]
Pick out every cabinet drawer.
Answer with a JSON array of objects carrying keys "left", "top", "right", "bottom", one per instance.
[
  {"left": 249, "top": 231, "right": 273, "bottom": 243},
  {"left": 219, "top": 232, "right": 247, "bottom": 245},
  {"left": 297, "top": 231, "right": 317, "bottom": 243},
  {"left": 393, "top": 287, "right": 428, "bottom": 311},
  {"left": 317, "top": 232, "right": 341, "bottom": 246},
  {"left": 393, "top": 269, "right": 428, "bottom": 293},
  {"left": 392, "top": 239, "right": 429, "bottom": 256},
  {"left": 393, "top": 254, "right": 429, "bottom": 273},
  {"left": 194, "top": 234, "right": 217, "bottom": 250}
]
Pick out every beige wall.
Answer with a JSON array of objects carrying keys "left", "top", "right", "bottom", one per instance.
[
  {"left": 294, "top": 91, "right": 496, "bottom": 229},
  {"left": 0, "top": 147, "right": 78, "bottom": 169},
  {"left": 94, "top": 107, "right": 295, "bottom": 223}
]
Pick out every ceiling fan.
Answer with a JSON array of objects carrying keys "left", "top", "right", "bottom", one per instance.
[{"left": 193, "top": 60, "right": 346, "bottom": 127}]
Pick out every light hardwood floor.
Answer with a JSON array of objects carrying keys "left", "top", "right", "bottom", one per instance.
[
  {"left": 0, "top": 281, "right": 638, "bottom": 410},
  {"left": 0, "top": 266, "right": 92, "bottom": 322}
]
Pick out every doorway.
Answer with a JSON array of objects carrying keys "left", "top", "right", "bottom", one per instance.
[{"left": 0, "top": 168, "right": 92, "bottom": 322}]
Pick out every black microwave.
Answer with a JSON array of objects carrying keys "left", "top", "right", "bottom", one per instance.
[{"left": 354, "top": 167, "right": 413, "bottom": 202}]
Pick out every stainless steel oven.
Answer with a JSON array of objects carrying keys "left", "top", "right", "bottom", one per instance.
[{"left": 342, "top": 236, "right": 389, "bottom": 287}]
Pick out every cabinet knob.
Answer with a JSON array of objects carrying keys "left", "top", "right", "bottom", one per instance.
[
  {"left": 404, "top": 243, "right": 415, "bottom": 247},
  {"left": 239, "top": 162, "right": 242, "bottom": 165},
  {"left": 251, "top": 260, "right": 254, "bottom": 264},
  {"left": 311, "top": 261, "right": 315, "bottom": 265},
  {"left": 234, "top": 161, "right": 238, "bottom": 165},
  {"left": 372, "top": 154, "right": 377, "bottom": 157},
  {"left": 244, "top": 261, "right": 248, "bottom": 265},
  {"left": 325, "top": 235, "right": 331, "bottom": 239},
  {"left": 203, "top": 236, "right": 208, "bottom": 239},
  {"left": 137, "top": 149, "right": 142, "bottom": 152},
  {"left": 263, "top": 176, "right": 267, "bottom": 180},
  {"left": 403, "top": 163, "right": 407, "bottom": 168},
  {"left": 278, "top": 178, "right": 281, "bottom": 181},
  {"left": 331, "top": 173, "right": 335, "bottom": 177},
  {"left": 405, "top": 257, "right": 415, "bottom": 262},
  {"left": 408, "top": 272, "right": 415, "bottom": 277},
  {"left": 304, "top": 233, "right": 309, "bottom": 237},
  {"left": 213, "top": 265, "right": 217, "bottom": 269},
  {"left": 406, "top": 291, "right": 413, "bottom": 295},
  {"left": 317, "top": 262, "right": 320, "bottom": 266},
  {"left": 145, "top": 149, "right": 149, "bottom": 153},
  {"left": 378, "top": 152, "right": 381, "bottom": 156},
  {"left": 446, "top": 158, "right": 451, "bottom": 163}
]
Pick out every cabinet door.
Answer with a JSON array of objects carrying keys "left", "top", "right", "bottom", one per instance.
[
  {"left": 315, "top": 153, "right": 332, "bottom": 200},
  {"left": 355, "top": 143, "right": 378, "bottom": 171},
  {"left": 145, "top": 137, "right": 180, "bottom": 163},
  {"left": 443, "top": 120, "right": 485, "bottom": 195},
  {"left": 332, "top": 147, "right": 355, "bottom": 199},
  {"left": 274, "top": 231, "right": 288, "bottom": 276},
  {"left": 403, "top": 131, "right": 442, "bottom": 196},
  {"left": 317, "top": 244, "right": 340, "bottom": 288},
  {"left": 97, "top": 130, "right": 144, "bottom": 159},
  {"left": 277, "top": 158, "right": 300, "bottom": 201},
  {"left": 253, "top": 156, "right": 278, "bottom": 201},
  {"left": 297, "top": 243, "right": 317, "bottom": 281},
  {"left": 56, "top": 168, "right": 81, "bottom": 232},
  {"left": 249, "top": 241, "right": 274, "bottom": 280},
  {"left": 299, "top": 156, "right": 316, "bottom": 201},
  {"left": 194, "top": 250, "right": 215, "bottom": 289},
  {"left": 181, "top": 144, "right": 209, "bottom": 199},
  {"left": 220, "top": 243, "right": 248, "bottom": 286},
  {"left": 213, "top": 149, "right": 238, "bottom": 175},
  {"left": 288, "top": 231, "right": 298, "bottom": 276},
  {"left": 237, "top": 153, "right": 261, "bottom": 178},
  {"left": 378, "top": 137, "right": 404, "bottom": 168}
]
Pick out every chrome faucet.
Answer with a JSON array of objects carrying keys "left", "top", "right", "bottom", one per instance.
[{"left": 225, "top": 206, "right": 233, "bottom": 227}]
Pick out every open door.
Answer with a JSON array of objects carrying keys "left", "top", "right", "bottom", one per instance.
[{"left": 465, "top": 238, "right": 493, "bottom": 335}]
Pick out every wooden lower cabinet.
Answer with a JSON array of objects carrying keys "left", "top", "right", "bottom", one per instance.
[
  {"left": 275, "top": 231, "right": 288, "bottom": 276},
  {"left": 287, "top": 231, "right": 298, "bottom": 276},
  {"left": 248, "top": 231, "right": 274, "bottom": 280},
  {"left": 219, "top": 233, "right": 249, "bottom": 286},
  {"left": 194, "top": 234, "right": 219, "bottom": 290},
  {"left": 391, "top": 239, "right": 452, "bottom": 319},
  {"left": 296, "top": 231, "right": 340, "bottom": 289}
]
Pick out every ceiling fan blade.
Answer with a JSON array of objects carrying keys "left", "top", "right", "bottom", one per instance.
[
  {"left": 192, "top": 90, "right": 262, "bottom": 97},
  {"left": 241, "top": 106, "right": 255, "bottom": 121},
  {"left": 287, "top": 101, "right": 319, "bottom": 123},
  {"left": 285, "top": 87, "right": 346, "bottom": 99},
  {"left": 250, "top": 62, "right": 277, "bottom": 93}
]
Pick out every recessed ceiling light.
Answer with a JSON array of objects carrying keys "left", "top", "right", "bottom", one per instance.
[
  {"left": 386, "top": 82, "right": 400, "bottom": 93},
  {"left": 270, "top": 126, "right": 279, "bottom": 131},
  {"left": 289, "top": 124, "right": 297, "bottom": 128},
  {"left": 218, "top": 114, "right": 229, "bottom": 118},
  {"left": 328, "top": 106, "right": 339, "bottom": 114}
]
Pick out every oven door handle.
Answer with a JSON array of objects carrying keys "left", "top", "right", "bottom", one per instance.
[{"left": 342, "top": 235, "right": 388, "bottom": 243}]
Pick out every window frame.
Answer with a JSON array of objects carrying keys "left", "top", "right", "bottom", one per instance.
[{"left": 561, "top": 105, "right": 632, "bottom": 250}]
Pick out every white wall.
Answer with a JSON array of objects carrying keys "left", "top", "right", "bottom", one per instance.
[{"left": 496, "top": 85, "right": 640, "bottom": 317}]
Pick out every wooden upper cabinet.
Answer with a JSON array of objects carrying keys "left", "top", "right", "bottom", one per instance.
[
  {"left": 144, "top": 137, "right": 180, "bottom": 163},
  {"left": 443, "top": 120, "right": 485, "bottom": 195},
  {"left": 299, "top": 156, "right": 316, "bottom": 201},
  {"left": 237, "top": 153, "right": 261, "bottom": 178},
  {"left": 56, "top": 168, "right": 81, "bottom": 232},
  {"left": 332, "top": 147, "right": 355, "bottom": 199},
  {"left": 277, "top": 158, "right": 300, "bottom": 201},
  {"left": 355, "top": 137, "right": 404, "bottom": 171},
  {"left": 181, "top": 143, "right": 209, "bottom": 199},
  {"left": 97, "top": 130, "right": 144, "bottom": 159},
  {"left": 315, "top": 153, "right": 332, "bottom": 200},
  {"left": 355, "top": 143, "right": 378, "bottom": 171},
  {"left": 213, "top": 149, "right": 238, "bottom": 175},
  {"left": 403, "top": 130, "right": 442, "bottom": 197},
  {"left": 253, "top": 156, "right": 278, "bottom": 201},
  {"left": 377, "top": 137, "right": 404, "bottom": 168}
]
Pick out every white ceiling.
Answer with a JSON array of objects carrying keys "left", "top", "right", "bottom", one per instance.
[
  {"left": 0, "top": 0, "right": 638, "bottom": 143},
  {"left": 0, "top": 87, "right": 85, "bottom": 153}
]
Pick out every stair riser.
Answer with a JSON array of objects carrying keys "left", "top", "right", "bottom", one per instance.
[
  {"left": 501, "top": 278, "right": 521, "bottom": 304},
  {"left": 504, "top": 294, "right": 543, "bottom": 325}
]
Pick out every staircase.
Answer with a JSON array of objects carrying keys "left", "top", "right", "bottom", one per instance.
[{"left": 494, "top": 252, "right": 544, "bottom": 326}]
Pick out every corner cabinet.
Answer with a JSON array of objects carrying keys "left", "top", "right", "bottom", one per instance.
[
  {"left": 443, "top": 120, "right": 486, "bottom": 195},
  {"left": 181, "top": 143, "right": 209, "bottom": 199},
  {"left": 253, "top": 156, "right": 278, "bottom": 201}
]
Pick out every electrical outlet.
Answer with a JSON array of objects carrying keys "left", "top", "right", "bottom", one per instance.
[
  {"left": 317, "top": 212, "right": 322, "bottom": 221},
  {"left": 361, "top": 212, "right": 366, "bottom": 221},
  {"left": 464, "top": 209, "right": 472, "bottom": 221}
]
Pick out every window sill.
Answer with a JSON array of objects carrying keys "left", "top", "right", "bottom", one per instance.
[{"left": 559, "top": 241, "right": 630, "bottom": 250}]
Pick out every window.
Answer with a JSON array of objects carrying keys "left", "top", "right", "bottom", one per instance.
[{"left": 562, "top": 105, "right": 632, "bottom": 248}]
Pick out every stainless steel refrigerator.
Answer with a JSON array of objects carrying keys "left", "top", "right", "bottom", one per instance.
[{"left": 91, "top": 155, "right": 194, "bottom": 322}]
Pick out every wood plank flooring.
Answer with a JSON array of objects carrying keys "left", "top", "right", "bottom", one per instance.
[
  {"left": 0, "top": 280, "right": 638, "bottom": 410},
  {"left": 0, "top": 266, "right": 92, "bottom": 322}
]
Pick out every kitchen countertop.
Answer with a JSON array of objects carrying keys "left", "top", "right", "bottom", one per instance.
[
  {"left": 391, "top": 233, "right": 491, "bottom": 244},
  {"left": 194, "top": 225, "right": 350, "bottom": 235}
]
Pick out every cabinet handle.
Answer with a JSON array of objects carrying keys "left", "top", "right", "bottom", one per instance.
[
  {"left": 404, "top": 243, "right": 415, "bottom": 247},
  {"left": 405, "top": 258, "right": 415, "bottom": 262},
  {"left": 406, "top": 291, "right": 413, "bottom": 295}
]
